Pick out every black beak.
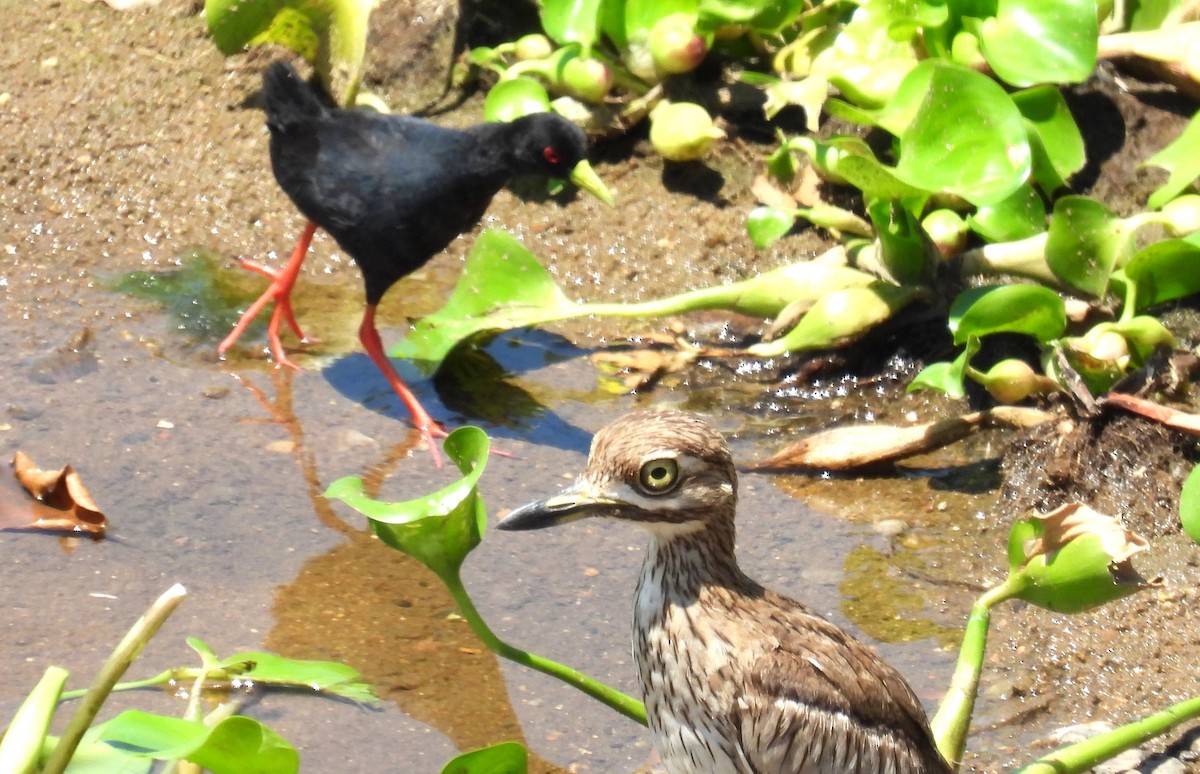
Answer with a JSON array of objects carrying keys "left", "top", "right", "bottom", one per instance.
[{"left": 496, "top": 482, "right": 622, "bottom": 532}]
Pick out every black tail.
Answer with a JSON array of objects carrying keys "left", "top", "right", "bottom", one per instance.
[{"left": 262, "top": 61, "right": 332, "bottom": 134}]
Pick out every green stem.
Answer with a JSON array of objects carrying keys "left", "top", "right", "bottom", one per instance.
[
  {"left": 1015, "top": 694, "right": 1200, "bottom": 774},
  {"left": 58, "top": 671, "right": 175, "bottom": 701},
  {"left": 441, "top": 568, "right": 647, "bottom": 726},
  {"left": 42, "top": 584, "right": 188, "bottom": 774},
  {"left": 930, "top": 576, "right": 1025, "bottom": 769}
]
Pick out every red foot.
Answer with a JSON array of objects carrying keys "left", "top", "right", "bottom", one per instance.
[{"left": 218, "top": 221, "right": 318, "bottom": 369}]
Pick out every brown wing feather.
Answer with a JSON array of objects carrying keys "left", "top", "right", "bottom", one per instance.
[{"left": 733, "top": 591, "right": 952, "bottom": 774}]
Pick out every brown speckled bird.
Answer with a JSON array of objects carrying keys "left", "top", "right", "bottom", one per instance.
[{"left": 498, "top": 410, "right": 952, "bottom": 774}]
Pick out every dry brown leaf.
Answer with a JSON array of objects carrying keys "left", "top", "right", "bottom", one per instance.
[
  {"left": 794, "top": 164, "right": 824, "bottom": 208},
  {"left": 1023, "top": 502, "right": 1149, "bottom": 565},
  {"left": 750, "top": 175, "right": 796, "bottom": 211},
  {"left": 591, "top": 347, "right": 700, "bottom": 391},
  {"left": 749, "top": 407, "right": 1054, "bottom": 471},
  {"left": 7, "top": 451, "right": 107, "bottom": 536}
]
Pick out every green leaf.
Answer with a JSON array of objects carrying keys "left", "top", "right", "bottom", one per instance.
[
  {"left": 1045, "top": 195, "right": 1129, "bottom": 296},
  {"left": 1145, "top": 111, "right": 1200, "bottom": 210},
  {"left": 0, "top": 666, "right": 67, "bottom": 774},
  {"left": 747, "top": 283, "right": 917, "bottom": 357},
  {"left": 204, "top": 0, "right": 374, "bottom": 104},
  {"left": 967, "top": 184, "right": 1047, "bottom": 242},
  {"left": 213, "top": 651, "right": 377, "bottom": 704},
  {"left": 746, "top": 206, "right": 796, "bottom": 249},
  {"left": 1013, "top": 85, "right": 1086, "bottom": 193},
  {"left": 441, "top": 741, "right": 528, "bottom": 774},
  {"left": 698, "top": 0, "right": 805, "bottom": 31},
  {"left": 1180, "top": 464, "right": 1200, "bottom": 546},
  {"left": 891, "top": 61, "right": 1031, "bottom": 205},
  {"left": 50, "top": 728, "right": 153, "bottom": 774},
  {"left": 627, "top": 0, "right": 697, "bottom": 36},
  {"left": 541, "top": 0, "right": 604, "bottom": 51},
  {"left": 1119, "top": 238, "right": 1200, "bottom": 310},
  {"left": 327, "top": 427, "right": 491, "bottom": 581},
  {"left": 483, "top": 78, "right": 552, "bottom": 123},
  {"left": 950, "top": 285, "right": 1067, "bottom": 344},
  {"left": 868, "top": 198, "right": 932, "bottom": 285},
  {"left": 908, "top": 345, "right": 976, "bottom": 399},
  {"left": 974, "top": 0, "right": 1097, "bottom": 86},
  {"left": 389, "top": 231, "right": 578, "bottom": 370},
  {"left": 96, "top": 713, "right": 298, "bottom": 774}
]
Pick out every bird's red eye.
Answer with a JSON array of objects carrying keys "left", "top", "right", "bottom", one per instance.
[{"left": 543, "top": 147, "right": 561, "bottom": 165}]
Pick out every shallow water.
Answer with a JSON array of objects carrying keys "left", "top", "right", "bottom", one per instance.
[{"left": 8, "top": 3, "right": 1199, "bottom": 773}]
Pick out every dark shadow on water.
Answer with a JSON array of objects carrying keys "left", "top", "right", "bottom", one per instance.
[{"left": 322, "top": 330, "right": 596, "bottom": 454}]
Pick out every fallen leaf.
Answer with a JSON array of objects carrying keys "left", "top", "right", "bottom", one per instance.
[
  {"left": 6, "top": 451, "right": 107, "bottom": 536},
  {"left": 750, "top": 174, "right": 796, "bottom": 211},
  {"left": 749, "top": 407, "right": 1054, "bottom": 471}
]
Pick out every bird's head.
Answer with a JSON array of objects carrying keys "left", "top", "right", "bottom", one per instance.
[
  {"left": 497, "top": 410, "right": 738, "bottom": 537},
  {"left": 507, "top": 113, "right": 615, "bottom": 206}
]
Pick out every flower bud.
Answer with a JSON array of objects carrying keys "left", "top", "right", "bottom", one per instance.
[
  {"left": 649, "top": 13, "right": 708, "bottom": 75},
  {"left": 561, "top": 56, "right": 612, "bottom": 103},
  {"left": 515, "top": 34, "right": 554, "bottom": 62},
  {"left": 922, "top": 209, "right": 969, "bottom": 257},
  {"left": 981, "top": 359, "right": 1039, "bottom": 404},
  {"left": 1159, "top": 194, "right": 1200, "bottom": 236},
  {"left": 1007, "top": 503, "right": 1154, "bottom": 614},
  {"left": 649, "top": 101, "right": 724, "bottom": 161}
]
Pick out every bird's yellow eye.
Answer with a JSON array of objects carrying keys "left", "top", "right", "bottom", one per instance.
[{"left": 637, "top": 458, "right": 679, "bottom": 494}]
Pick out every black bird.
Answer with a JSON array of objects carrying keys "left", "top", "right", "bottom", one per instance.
[
  {"left": 220, "top": 61, "right": 613, "bottom": 464},
  {"left": 499, "top": 411, "right": 952, "bottom": 774}
]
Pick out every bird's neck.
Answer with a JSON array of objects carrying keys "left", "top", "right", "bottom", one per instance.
[
  {"left": 639, "top": 515, "right": 754, "bottom": 599},
  {"left": 464, "top": 122, "right": 530, "bottom": 179}
]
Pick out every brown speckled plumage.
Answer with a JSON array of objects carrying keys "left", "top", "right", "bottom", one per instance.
[{"left": 499, "top": 410, "right": 952, "bottom": 774}]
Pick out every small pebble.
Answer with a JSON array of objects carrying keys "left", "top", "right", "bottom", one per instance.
[
  {"left": 873, "top": 519, "right": 907, "bottom": 538},
  {"left": 202, "top": 385, "right": 230, "bottom": 399}
]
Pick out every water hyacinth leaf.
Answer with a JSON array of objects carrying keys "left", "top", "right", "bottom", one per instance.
[
  {"left": 808, "top": 0, "right": 920, "bottom": 109},
  {"left": 892, "top": 61, "right": 1031, "bottom": 205},
  {"left": 208, "top": 648, "right": 377, "bottom": 703},
  {"left": 0, "top": 666, "right": 67, "bottom": 774},
  {"left": 950, "top": 285, "right": 1067, "bottom": 344},
  {"left": 326, "top": 427, "right": 490, "bottom": 580},
  {"left": 441, "top": 741, "right": 529, "bottom": 774},
  {"left": 1180, "top": 464, "right": 1200, "bottom": 546},
  {"left": 390, "top": 230, "right": 577, "bottom": 370},
  {"left": 746, "top": 283, "right": 917, "bottom": 357},
  {"left": 967, "top": 184, "right": 1046, "bottom": 242},
  {"left": 204, "top": 0, "right": 374, "bottom": 104},
  {"left": 698, "top": 0, "right": 804, "bottom": 31},
  {"left": 908, "top": 340, "right": 977, "bottom": 399},
  {"left": 869, "top": 199, "right": 932, "bottom": 285},
  {"left": 1045, "top": 195, "right": 1128, "bottom": 296},
  {"left": 1145, "top": 113, "right": 1200, "bottom": 210},
  {"left": 835, "top": 153, "right": 929, "bottom": 202},
  {"left": 747, "top": 206, "right": 796, "bottom": 249},
  {"left": 96, "top": 712, "right": 298, "bottom": 774},
  {"left": 541, "top": 0, "right": 604, "bottom": 52},
  {"left": 483, "top": 78, "right": 552, "bottom": 123},
  {"left": 1013, "top": 85, "right": 1086, "bottom": 193},
  {"left": 49, "top": 727, "right": 153, "bottom": 774},
  {"left": 973, "top": 0, "right": 1097, "bottom": 87},
  {"left": 1119, "top": 238, "right": 1200, "bottom": 310}
]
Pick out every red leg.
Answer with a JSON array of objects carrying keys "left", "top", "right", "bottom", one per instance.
[
  {"left": 219, "top": 220, "right": 318, "bottom": 370},
  {"left": 359, "top": 304, "right": 448, "bottom": 467}
]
